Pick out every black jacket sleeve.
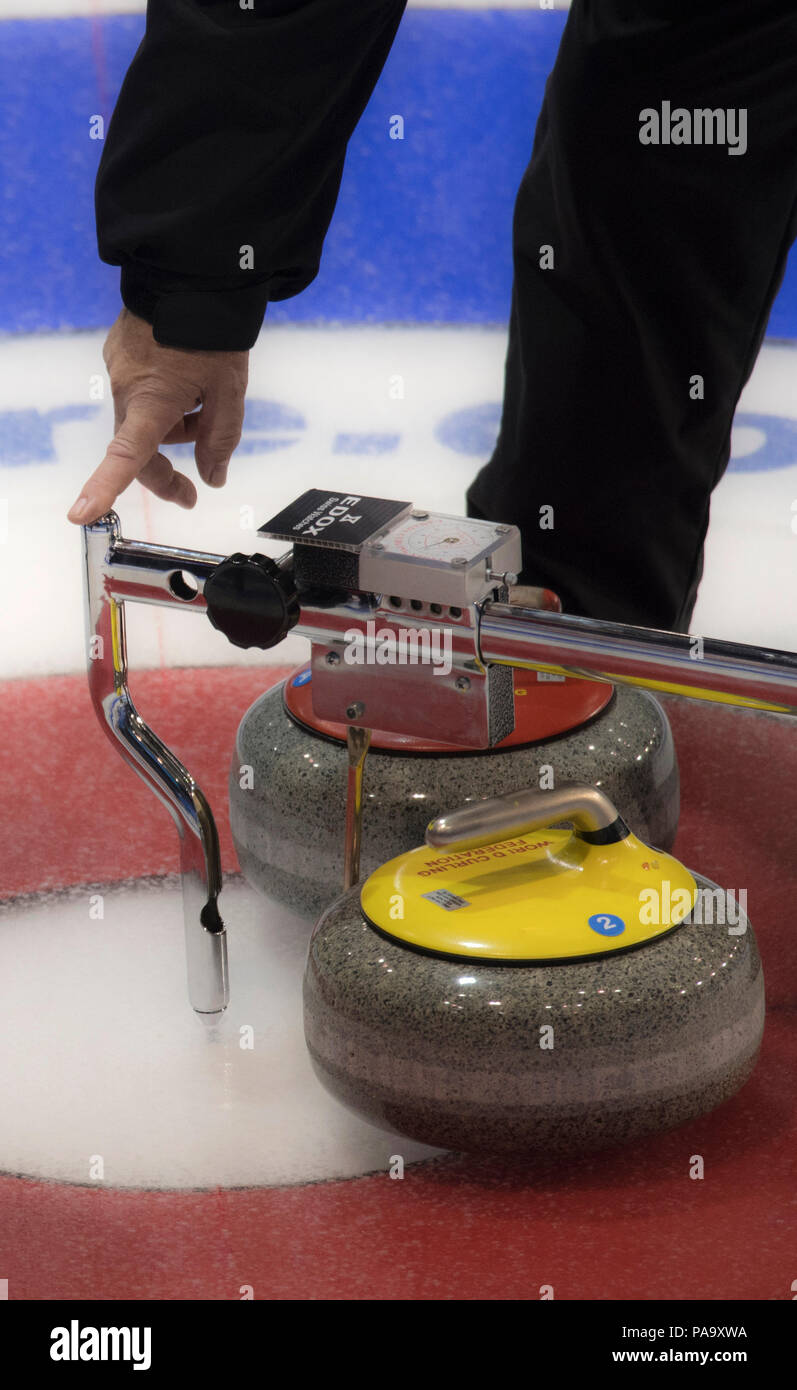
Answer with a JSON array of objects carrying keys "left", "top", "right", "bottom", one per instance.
[{"left": 95, "top": 0, "right": 407, "bottom": 350}]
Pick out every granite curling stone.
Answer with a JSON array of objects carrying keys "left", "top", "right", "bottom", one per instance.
[
  {"left": 231, "top": 664, "right": 680, "bottom": 918},
  {"left": 303, "top": 782, "right": 764, "bottom": 1156}
]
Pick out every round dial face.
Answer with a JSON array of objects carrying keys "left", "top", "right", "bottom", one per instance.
[{"left": 384, "top": 516, "right": 492, "bottom": 559}]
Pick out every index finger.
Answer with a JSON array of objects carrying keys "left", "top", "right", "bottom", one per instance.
[{"left": 67, "top": 396, "right": 187, "bottom": 523}]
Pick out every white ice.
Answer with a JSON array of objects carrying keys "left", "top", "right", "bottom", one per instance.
[
  {"left": 1, "top": 326, "right": 796, "bottom": 682},
  {"left": 1, "top": 322, "right": 796, "bottom": 1189},
  {"left": 0, "top": 876, "right": 441, "bottom": 1188}
]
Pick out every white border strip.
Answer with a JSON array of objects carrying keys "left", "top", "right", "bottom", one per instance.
[{"left": 0, "top": 0, "right": 570, "bottom": 18}]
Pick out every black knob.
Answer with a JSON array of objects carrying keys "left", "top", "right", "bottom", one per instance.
[{"left": 204, "top": 553, "right": 300, "bottom": 650}]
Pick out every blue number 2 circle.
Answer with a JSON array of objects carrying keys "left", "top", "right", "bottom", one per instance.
[{"left": 588, "top": 913, "right": 626, "bottom": 937}]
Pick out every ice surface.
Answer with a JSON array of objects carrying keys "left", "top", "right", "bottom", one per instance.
[
  {"left": 0, "top": 876, "right": 442, "bottom": 1188},
  {"left": 1, "top": 320, "right": 795, "bottom": 1193},
  {"left": 1, "top": 327, "right": 796, "bottom": 684}
]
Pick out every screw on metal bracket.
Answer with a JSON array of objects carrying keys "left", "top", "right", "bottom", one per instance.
[
  {"left": 487, "top": 568, "right": 519, "bottom": 586},
  {"left": 455, "top": 676, "right": 471, "bottom": 691}
]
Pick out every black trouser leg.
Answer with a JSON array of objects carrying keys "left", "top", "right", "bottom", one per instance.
[{"left": 467, "top": 0, "right": 797, "bottom": 631}]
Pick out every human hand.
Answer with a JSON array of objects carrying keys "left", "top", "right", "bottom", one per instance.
[{"left": 67, "top": 308, "right": 249, "bottom": 522}]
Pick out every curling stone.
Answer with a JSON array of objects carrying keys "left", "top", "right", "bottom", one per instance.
[
  {"left": 304, "top": 783, "right": 764, "bottom": 1156},
  {"left": 230, "top": 664, "right": 680, "bottom": 918}
]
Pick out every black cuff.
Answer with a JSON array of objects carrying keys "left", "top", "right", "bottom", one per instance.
[{"left": 120, "top": 265, "right": 270, "bottom": 351}]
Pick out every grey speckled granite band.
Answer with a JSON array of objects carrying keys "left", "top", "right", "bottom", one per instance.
[
  {"left": 304, "top": 875, "right": 763, "bottom": 1155},
  {"left": 231, "top": 683, "right": 680, "bottom": 919}
]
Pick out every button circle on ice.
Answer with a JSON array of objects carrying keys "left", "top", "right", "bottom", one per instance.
[{"left": 588, "top": 913, "right": 626, "bottom": 937}]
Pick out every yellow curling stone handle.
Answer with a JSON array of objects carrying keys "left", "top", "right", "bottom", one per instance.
[{"left": 360, "top": 781, "right": 698, "bottom": 962}]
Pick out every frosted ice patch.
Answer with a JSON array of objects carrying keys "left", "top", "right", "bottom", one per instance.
[{"left": 0, "top": 878, "right": 442, "bottom": 1188}]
